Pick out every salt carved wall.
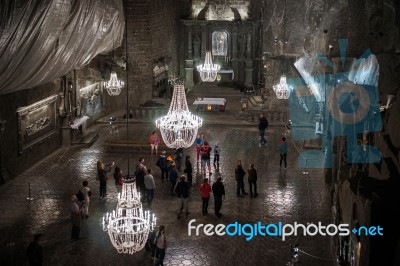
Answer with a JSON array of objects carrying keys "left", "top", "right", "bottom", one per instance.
[{"left": 0, "top": 82, "right": 62, "bottom": 177}]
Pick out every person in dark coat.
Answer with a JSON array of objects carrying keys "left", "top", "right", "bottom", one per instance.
[
  {"left": 97, "top": 160, "right": 114, "bottom": 200},
  {"left": 169, "top": 163, "right": 178, "bottom": 195},
  {"left": 27, "top": 234, "right": 42, "bottom": 266},
  {"left": 247, "top": 163, "right": 258, "bottom": 198},
  {"left": 278, "top": 137, "right": 288, "bottom": 169},
  {"left": 174, "top": 175, "right": 190, "bottom": 219},
  {"left": 212, "top": 176, "right": 225, "bottom": 218},
  {"left": 235, "top": 159, "right": 247, "bottom": 197},
  {"left": 175, "top": 147, "right": 183, "bottom": 172},
  {"left": 156, "top": 151, "right": 168, "bottom": 182},
  {"left": 135, "top": 158, "right": 147, "bottom": 202},
  {"left": 184, "top": 155, "right": 193, "bottom": 186},
  {"left": 258, "top": 113, "right": 268, "bottom": 147}
]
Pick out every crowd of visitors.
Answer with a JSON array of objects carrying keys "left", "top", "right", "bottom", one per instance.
[{"left": 51, "top": 120, "right": 289, "bottom": 265}]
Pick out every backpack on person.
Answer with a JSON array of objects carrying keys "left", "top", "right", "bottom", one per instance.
[{"left": 76, "top": 189, "right": 84, "bottom": 202}]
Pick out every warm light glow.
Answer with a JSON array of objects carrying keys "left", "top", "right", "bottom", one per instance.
[
  {"left": 273, "top": 75, "right": 293, "bottom": 100},
  {"left": 105, "top": 71, "right": 124, "bottom": 96},
  {"left": 197, "top": 52, "right": 221, "bottom": 82},
  {"left": 207, "top": 104, "right": 212, "bottom": 110},
  {"left": 155, "top": 80, "right": 202, "bottom": 148},
  {"left": 102, "top": 181, "right": 156, "bottom": 254}
]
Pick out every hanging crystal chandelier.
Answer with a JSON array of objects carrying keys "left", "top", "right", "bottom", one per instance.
[
  {"left": 273, "top": 75, "right": 293, "bottom": 100},
  {"left": 105, "top": 71, "right": 124, "bottom": 96},
  {"left": 155, "top": 80, "right": 202, "bottom": 148},
  {"left": 197, "top": 51, "right": 221, "bottom": 82},
  {"left": 102, "top": 181, "right": 156, "bottom": 254}
]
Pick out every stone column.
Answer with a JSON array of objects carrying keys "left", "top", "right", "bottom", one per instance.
[
  {"left": 246, "top": 27, "right": 252, "bottom": 59},
  {"left": 231, "top": 26, "right": 239, "bottom": 81},
  {"left": 199, "top": 22, "right": 208, "bottom": 58},
  {"left": 185, "top": 60, "right": 194, "bottom": 89},
  {"left": 184, "top": 22, "right": 193, "bottom": 59},
  {"left": 0, "top": 120, "right": 9, "bottom": 183},
  {"left": 183, "top": 21, "right": 195, "bottom": 88},
  {"left": 244, "top": 27, "right": 253, "bottom": 86},
  {"left": 245, "top": 60, "right": 253, "bottom": 86}
]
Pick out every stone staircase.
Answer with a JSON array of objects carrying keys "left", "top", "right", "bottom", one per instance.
[{"left": 247, "top": 95, "right": 264, "bottom": 110}]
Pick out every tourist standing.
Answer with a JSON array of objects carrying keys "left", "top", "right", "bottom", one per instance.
[
  {"left": 97, "top": 160, "right": 114, "bottom": 200},
  {"left": 175, "top": 147, "right": 183, "bottom": 171},
  {"left": 184, "top": 155, "right": 193, "bottom": 186},
  {"left": 149, "top": 131, "right": 160, "bottom": 156},
  {"left": 135, "top": 158, "right": 147, "bottom": 202},
  {"left": 258, "top": 113, "right": 269, "bottom": 147},
  {"left": 212, "top": 176, "right": 225, "bottom": 218},
  {"left": 247, "top": 163, "right": 258, "bottom": 198},
  {"left": 174, "top": 175, "right": 190, "bottom": 219},
  {"left": 200, "top": 178, "right": 212, "bottom": 215},
  {"left": 70, "top": 195, "right": 82, "bottom": 240},
  {"left": 169, "top": 163, "right": 178, "bottom": 195},
  {"left": 144, "top": 168, "right": 156, "bottom": 208},
  {"left": 213, "top": 141, "right": 221, "bottom": 169},
  {"left": 194, "top": 133, "right": 204, "bottom": 162},
  {"left": 235, "top": 160, "right": 247, "bottom": 197},
  {"left": 27, "top": 234, "right": 42, "bottom": 266},
  {"left": 200, "top": 141, "right": 212, "bottom": 175},
  {"left": 156, "top": 151, "right": 168, "bottom": 182},
  {"left": 81, "top": 180, "right": 91, "bottom": 218},
  {"left": 154, "top": 225, "right": 166, "bottom": 266},
  {"left": 279, "top": 136, "right": 288, "bottom": 169}
]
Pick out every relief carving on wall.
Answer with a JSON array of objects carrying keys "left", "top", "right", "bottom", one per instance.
[
  {"left": 17, "top": 95, "right": 58, "bottom": 154},
  {"left": 25, "top": 117, "right": 51, "bottom": 136}
]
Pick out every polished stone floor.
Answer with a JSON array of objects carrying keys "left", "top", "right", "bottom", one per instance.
[{"left": 0, "top": 84, "right": 335, "bottom": 266}]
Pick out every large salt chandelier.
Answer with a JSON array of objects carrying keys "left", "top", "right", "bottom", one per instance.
[
  {"left": 105, "top": 71, "right": 124, "bottom": 96},
  {"left": 273, "top": 75, "right": 293, "bottom": 100},
  {"left": 155, "top": 80, "right": 202, "bottom": 148},
  {"left": 102, "top": 181, "right": 156, "bottom": 254},
  {"left": 197, "top": 51, "right": 221, "bottom": 82}
]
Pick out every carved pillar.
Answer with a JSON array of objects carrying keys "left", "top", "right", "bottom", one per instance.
[
  {"left": 232, "top": 27, "right": 239, "bottom": 81},
  {"left": 184, "top": 21, "right": 195, "bottom": 88},
  {"left": 0, "top": 120, "right": 9, "bottom": 183},
  {"left": 245, "top": 59, "right": 254, "bottom": 87},
  {"left": 199, "top": 22, "right": 208, "bottom": 58},
  {"left": 232, "top": 27, "right": 238, "bottom": 59},
  {"left": 185, "top": 22, "right": 193, "bottom": 59},
  {"left": 185, "top": 60, "right": 194, "bottom": 88},
  {"left": 244, "top": 27, "right": 254, "bottom": 86},
  {"left": 246, "top": 27, "right": 252, "bottom": 59},
  {"left": 59, "top": 76, "right": 72, "bottom": 145}
]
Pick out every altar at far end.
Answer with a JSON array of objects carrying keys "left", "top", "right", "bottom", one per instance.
[{"left": 193, "top": 98, "right": 227, "bottom": 112}]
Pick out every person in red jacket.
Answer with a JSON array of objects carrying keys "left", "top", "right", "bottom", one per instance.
[
  {"left": 149, "top": 131, "right": 161, "bottom": 156},
  {"left": 200, "top": 178, "right": 212, "bottom": 215}
]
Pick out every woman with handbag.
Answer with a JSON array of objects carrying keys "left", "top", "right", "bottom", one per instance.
[
  {"left": 97, "top": 160, "right": 114, "bottom": 200},
  {"left": 113, "top": 166, "right": 124, "bottom": 193}
]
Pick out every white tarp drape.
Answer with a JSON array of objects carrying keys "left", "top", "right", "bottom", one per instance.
[{"left": 0, "top": 0, "right": 124, "bottom": 94}]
